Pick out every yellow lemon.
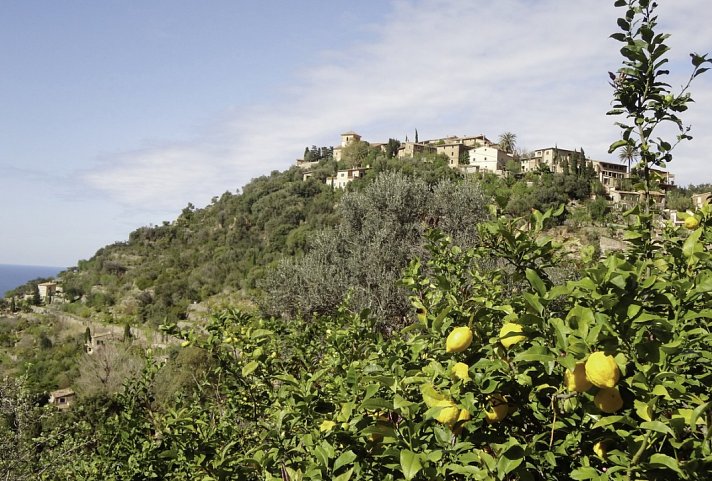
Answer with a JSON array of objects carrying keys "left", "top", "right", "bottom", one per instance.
[
  {"left": 180, "top": 340, "right": 190, "bottom": 347},
  {"left": 499, "top": 323, "right": 526, "bottom": 349},
  {"left": 593, "top": 441, "right": 607, "bottom": 459},
  {"left": 319, "top": 420, "right": 336, "bottom": 432},
  {"left": 594, "top": 387, "right": 624, "bottom": 413},
  {"left": 564, "top": 362, "right": 593, "bottom": 392},
  {"left": 451, "top": 362, "right": 470, "bottom": 381},
  {"left": 435, "top": 404, "right": 460, "bottom": 426},
  {"left": 485, "top": 394, "right": 508, "bottom": 423},
  {"left": 451, "top": 409, "right": 471, "bottom": 434},
  {"left": 684, "top": 216, "right": 700, "bottom": 229},
  {"left": 585, "top": 352, "right": 620, "bottom": 388},
  {"left": 446, "top": 326, "right": 473, "bottom": 353}
]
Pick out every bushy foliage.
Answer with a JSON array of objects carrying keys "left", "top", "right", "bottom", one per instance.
[
  {"left": 260, "top": 172, "right": 489, "bottom": 323},
  {"left": 38, "top": 203, "right": 711, "bottom": 480},
  {"left": 39, "top": 157, "right": 469, "bottom": 326},
  {"left": 0, "top": 376, "right": 53, "bottom": 481}
]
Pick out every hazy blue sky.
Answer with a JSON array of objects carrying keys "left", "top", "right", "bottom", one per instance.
[{"left": 1, "top": 0, "right": 711, "bottom": 266}]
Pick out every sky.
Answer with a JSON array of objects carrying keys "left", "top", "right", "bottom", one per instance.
[{"left": 1, "top": 0, "right": 711, "bottom": 267}]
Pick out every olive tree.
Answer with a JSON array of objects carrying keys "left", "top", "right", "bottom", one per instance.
[{"left": 260, "top": 172, "right": 489, "bottom": 325}]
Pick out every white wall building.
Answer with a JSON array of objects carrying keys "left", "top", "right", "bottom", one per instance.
[
  {"left": 326, "top": 167, "right": 369, "bottom": 189},
  {"left": 467, "top": 146, "right": 513, "bottom": 174}
]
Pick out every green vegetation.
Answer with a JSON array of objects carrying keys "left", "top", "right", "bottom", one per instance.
[
  {"left": 0, "top": 313, "right": 84, "bottom": 392},
  {"left": 13, "top": 203, "right": 710, "bottom": 480},
  {"left": 1, "top": 2, "right": 711, "bottom": 479}
]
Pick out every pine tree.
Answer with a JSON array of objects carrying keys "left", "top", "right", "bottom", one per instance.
[{"left": 32, "top": 286, "right": 41, "bottom": 306}]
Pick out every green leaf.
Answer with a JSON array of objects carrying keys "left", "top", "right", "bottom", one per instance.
[
  {"left": 433, "top": 305, "right": 452, "bottom": 333},
  {"left": 641, "top": 421, "right": 674, "bottom": 436},
  {"left": 526, "top": 268, "right": 547, "bottom": 296},
  {"left": 514, "top": 346, "right": 556, "bottom": 363},
  {"left": 592, "top": 415, "right": 624, "bottom": 429},
  {"left": 682, "top": 228, "right": 702, "bottom": 258},
  {"left": 313, "top": 445, "right": 330, "bottom": 467},
  {"left": 626, "top": 303, "right": 642, "bottom": 319},
  {"left": 634, "top": 400, "right": 652, "bottom": 421},
  {"left": 394, "top": 394, "right": 415, "bottom": 410},
  {"left": 250, "top": 328, "right": 274, "bottom": 339},
  {"left": 497, "top": 455, "right": 523, "bottom": 476},
  {"left": 550, "top": 318, "right": 570, "bottom": 350},
  {"left": 608, "top": 139, "right": 628, "bottom": 153},
  {"left": 649, "top": 453, "right": 683, "bottom": 475},
  {"left": 333, "top": 450, "right": 357, "bottom": 472},
  {"left": 333, "top": 468, "right": 354, "bottom": 481},
  {"left": 447, "top": 464, "right": 480, "bottom": 475},
  {"left": 359, "top": 398, "right": 392, "bottom": 411},
  {"left": 693, "top": 271, "right": 712, "bottom": 294},
  {"left": 690, "top": 402, "right": 710, "bottom": 432},
  {"left": 651, "top": 385, "right": 672, "bottom": 399},
  {"left": 570, "top": 467, "right": 601, "bottom": 480},
  {"left": 496, "top": 443, "right": 525, "bottom": 475},
  {"left": 400, "top": 450, "right": 422, "bottom": 480},
  {"left": 242, "top": 360, "right": 259, "bottom": 377},
  {"left": 523, "top": 292, "right": 544, "bottom": 315}
]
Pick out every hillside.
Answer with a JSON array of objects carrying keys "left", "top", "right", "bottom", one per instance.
[{"left": 14, "top": 153, "right": 464, "bottom": 326}]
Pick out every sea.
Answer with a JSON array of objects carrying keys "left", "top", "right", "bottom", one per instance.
[{"left": 0, "top": 264, "right": 65, "bottom": 297}]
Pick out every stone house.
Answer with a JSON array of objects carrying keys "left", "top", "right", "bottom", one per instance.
[
  {"left": 49, "top": 388, "right": 75, "bottom": 410},
  {"left": 86, "top": 331, "right": 120, "bottom": 354},
  {"left": 591, "top": 160, "right": 628, "bottom": 192},
  {"left": 397, "top": 142, "right": 436, "bottom": 159},
  {"left": 333, "top": 131, "right": 362, "bottom": 162},
  {"left": 435, "top": 143, "right": 467, "bottom": 167},
  {"left": 608, "top": 189, "right": 666, "bottom": 209},
  {"left": 521, "top": 147, "right": 580, "bottom": 173},
  {"left": 295, "top": 159, "right": 320, "bottom": 170}
]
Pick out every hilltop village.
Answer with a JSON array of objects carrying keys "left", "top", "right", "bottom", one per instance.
[{"left": 295, "top": 131, "right": 711, "bottom": 217}]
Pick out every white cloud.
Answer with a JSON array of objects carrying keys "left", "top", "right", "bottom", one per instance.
[{"left": 83, "top": 0, "right": 712, "bottom": 210}]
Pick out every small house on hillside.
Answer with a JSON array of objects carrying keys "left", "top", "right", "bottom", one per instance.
[
  {"left": 86, "top": 331, "right": 120, "bottom": 354},
  {"left": 49, "top": 388, "right": 75, "bottom": 410},
  {"left": 38, "top": 282, "right": 58, "bottom": 303},
  {"left": 326, "top": 167, "right": 369, "bottom": 189}
]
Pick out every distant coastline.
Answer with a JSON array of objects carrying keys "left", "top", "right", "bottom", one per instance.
[{"left": 0, "top": 264, "right": 65, "bottom": 297}]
